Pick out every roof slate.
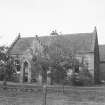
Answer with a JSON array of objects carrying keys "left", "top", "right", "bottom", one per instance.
[{"left": 9, "top": 32, "right": 96, "bottom": 55}]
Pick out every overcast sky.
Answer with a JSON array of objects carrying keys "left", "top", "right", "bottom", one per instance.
[{"left": 0, "top": 0, "right": 105, "bottom": 46}]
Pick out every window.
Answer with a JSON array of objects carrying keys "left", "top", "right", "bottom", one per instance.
[
  {"left": 75, "top": 56, "right": 82, "bottom": 63},
  {"left": 15, "top": 59, "right": 20, "bottom": 72}
]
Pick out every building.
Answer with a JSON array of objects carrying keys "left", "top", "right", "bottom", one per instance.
[{"left": 8, "top": 27, "right": 100, "bottom": 84}]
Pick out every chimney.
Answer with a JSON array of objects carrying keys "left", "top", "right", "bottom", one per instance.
[{"left": 50, "top": 30, "right": 59, "bottom": 36}]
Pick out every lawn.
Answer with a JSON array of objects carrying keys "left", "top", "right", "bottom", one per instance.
[{"left": 0, "top": 84, "right": 105, "bottom": 105}]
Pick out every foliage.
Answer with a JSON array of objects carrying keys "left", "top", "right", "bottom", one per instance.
[
  {"left": 32, "top": 37, "right": 93, "bottom": 86},
  {"left": 32, "top": 53, "right": 50, "bottom": 83},
  {"left": 71, "top": 67, "right": 93, "bottom": 86},
  {"left": 0, "top": 46, "right": 16, "bottom": 82},
  {"left": 49, "top": 63, "right": 67, "bottom": 85},
  {"left": 43, "top": 44, "right": 76, "bottom": 84}
]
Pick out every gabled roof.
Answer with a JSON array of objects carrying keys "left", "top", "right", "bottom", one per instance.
[
  {"left": 9, "top": 37, "right": 34, "bottom": 55},
  {"left": 99, "top": 45, "right": 105, "bottom": 62},
  {"left": 9, "top": 32, "right": 96, "bottom": 55}
]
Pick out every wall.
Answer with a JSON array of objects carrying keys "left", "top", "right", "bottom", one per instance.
[
  {"left": 84, "top": 53, "right": 94, "bottom": 78},
  {"left": 100, "top": 62, "right": 105, "bottom": 81},
  {"left": 76, "top": 53, "right": 94, "bottom": 78}
]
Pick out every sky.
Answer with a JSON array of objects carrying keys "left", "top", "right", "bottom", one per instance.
[{"left": 0, "top": 0, "right": 105, "bottom": 46}]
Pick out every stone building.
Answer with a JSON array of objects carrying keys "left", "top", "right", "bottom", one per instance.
[
  {"left": 8, "top": 27, "right": 100, "bottom": 84},
  {"left": 99, "top": 45, "right": 105, "bottom": 81}
]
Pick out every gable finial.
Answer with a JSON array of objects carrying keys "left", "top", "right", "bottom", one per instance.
[
  {"left": 94, "top": 26, "right": 97, "bottom": 33},
  {"left": 18, "top": 32, "right": 21, "bottom": 38}
]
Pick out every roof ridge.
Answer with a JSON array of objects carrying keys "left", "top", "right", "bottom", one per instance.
[
  {"left": 19, "top": 32, "right": 93, "bottom": 39},
  {"left": 61, "top": 32, "right": 93, "bottom": 36},
  {"left": 9, "top": 32, "right": 96, "bottom": 55},
  {"left": 20, "top": 36, "right": 35, "bottom": 39}
]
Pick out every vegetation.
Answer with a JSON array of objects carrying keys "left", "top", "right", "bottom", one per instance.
[
  {"left": 0, "top": 37, "right": 93, "bottom": 86},
  {"left": 0, "top": 46, "right": 16, "bottom": 83},
  {"left": 32, "top": 36, "right": 93, "bottom": 86}
]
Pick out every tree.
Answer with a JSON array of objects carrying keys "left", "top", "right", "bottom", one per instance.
[
  {"left": 0, "top": 46, "right": 8, "bottom": 81},
  {"left": 0, "top": 46, "right": 16, "bottom": 83},
  {"left": 45, "top": 39, "right": 75, "bottom": 85},
  {"left": 31, "top": 49, "right": 50, "bottom": 84},
  {"left": 32, "top": 36, "right": 92, "bottom": 86}
]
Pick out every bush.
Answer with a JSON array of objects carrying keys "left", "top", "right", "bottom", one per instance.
[
  {"left": 70, "top": 73, "right": 83, "bottom": 86},
  {"left": 71, "top": 68, "right": 93, "bottom": 86},
  {"left": 8, "top": 73, "right": 19, "bottom": 82}
]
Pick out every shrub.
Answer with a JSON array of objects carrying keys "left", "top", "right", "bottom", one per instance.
[{"left": 71, "top": 68, "right": 93, "bottom": 86}]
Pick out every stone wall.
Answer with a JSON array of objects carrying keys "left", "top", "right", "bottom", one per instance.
[
  {"left": 75, "top": 53, "right": 94, "bottom": 78},
  {"left": 100, "top": 62, "right": 105, "bottom": 81},
  {"left": 84, "top": 54, "right": 94, "bottom": 78}
]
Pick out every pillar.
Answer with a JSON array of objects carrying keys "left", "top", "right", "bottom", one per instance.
[
  {"left": 28, "top": 63, "right": 31, "bottom": 83},
  {"left": 20, "top": 62, "right": 24, "bottom": 83}
]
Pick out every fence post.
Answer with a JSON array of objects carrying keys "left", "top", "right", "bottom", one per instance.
[{"left": 43, "top": 84, "right": 47, "bottom": 105}]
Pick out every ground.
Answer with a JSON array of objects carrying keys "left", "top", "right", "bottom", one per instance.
[{"left": 0, "top": 82, "right": 105, "bottom": 105}]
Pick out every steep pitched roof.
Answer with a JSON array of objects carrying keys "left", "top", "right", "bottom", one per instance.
[
  {"left": 9, "top": 32, "right": 96, "bottom": 55},
  {"left": 9, "top": 37, "right": 34, "bottom": 55},
  {"left": 99, "top": 45, "right": 105, "bottom": 62}
]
